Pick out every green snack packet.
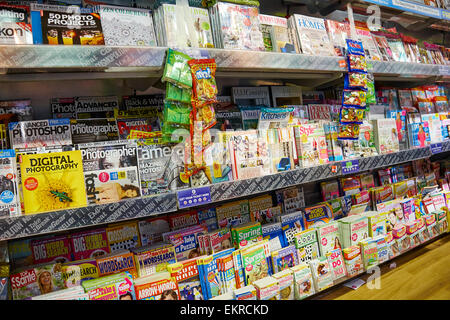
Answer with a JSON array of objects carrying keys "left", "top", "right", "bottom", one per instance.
[
  {"left": 162, "top": 49, "right": 193, "bottom": 89},
  {"left": 163, "top": 101, "right": 192, "bottom": 127},
  {"left": 366, "top": 74, "right": 376, "bottom": 105},
  {"left": 162, "top": 124, "right": 189, "bottom": 144},
  {"left": 166, "top": 82, "right": 192, "bottom": 104}
]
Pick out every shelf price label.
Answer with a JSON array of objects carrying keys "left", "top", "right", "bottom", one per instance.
[
  {"left": 430, "top": 143, "right": 443, "bottom": 155},
  {"left": 177, "top": 186, "right": 212, "bottom": 209},
  {"left": 341, "top": 160, "right": 360, "bottom": 175}
]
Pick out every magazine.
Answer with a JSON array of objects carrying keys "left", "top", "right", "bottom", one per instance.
[
  {"left": 122, "top": 94, "right": 164, "bottom": 110},
  {"left": 138, "top": 216, "right": 170, "bottom": 246},
  {"left": 31, "top": 235, "right": 72, "bottom": 265},
  {"left": 82, "top": 272, "right": 136, "bottom": 300},
  {"left": 325, "top": 20, "right": 350, "bottom": 56},
  {"left": 9, "top": 119, "right": 72, "bottom": 150},
  {"left": 0, "top": 99, "right": 33, "bottom": 122},
  {"left": 70, "top": 118, "right": 119, "bottom": 144},
  {"left": 289, "top": 14, "right": 335, "bottom": 56},
  {"left": 19, "top": 149, "right": 87, "bottom": 214},
  {"left": 36, "top": 6, "right": 104, "bottom": 45},
  {"left": 137, "top": 144, "right": 174, "bottom": 196},
  {"left": 96, "top": 5, "right": 157, "bottom": 46},
  {"left": 70, "top": 228, "right": 109, "bottom": 261},
  {"left": 51, "top": 98, "right": 76, "bottom": 119},
  {"left": 105, "top": 221, "right": 141, "bottom": 253},
  {"left": 0, "top": 149, "right": 20, "bottom": 217},
  {"left": 77, "top": 140, "right": 140, "bottom": 205},
  {"left": 75, "top": 96, "right": 118, "bottom": 119},
  {"left": 259, "top": 14, "right": 296, "bottom": 53},
  {"left": 168, "top": 258, "right": 204, "bottom": 300},
  {"left": 0, "top": 4, "right": 32, "bottom": 44},
  {"left": 211, "top": 2, "right": 265, "bottom": 51}
]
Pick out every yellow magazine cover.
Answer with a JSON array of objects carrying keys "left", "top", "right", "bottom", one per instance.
[{"left": 20, "top": 150, "right": 87, "bottom": 214}]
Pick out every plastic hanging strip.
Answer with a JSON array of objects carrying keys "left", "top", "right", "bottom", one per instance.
[{"left": 175, "top": 0, "right": 199, "bottom": 48}]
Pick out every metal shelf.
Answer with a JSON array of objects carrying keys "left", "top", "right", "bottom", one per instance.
[
  {"left": 0, "top": 193, "right": 177, "bottom": 242},
  {"left": 0, "top": 46, "right": 448, "bottom": 83}
]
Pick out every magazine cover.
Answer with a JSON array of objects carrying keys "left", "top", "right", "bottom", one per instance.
[
  {"left": 82, "top": 272, "right": 136, "bottom": 300},
  {"left": 325, "top": 20, "right": 350, "bottom": 56},
  {"left": 51, "top": 97, "right": 76, "bottom": 119},
  {"left": 9, "top": 119, "right": 72, "bottom": 150},
  {"left": 132, "top": 243, "right": 176, "bottom": 277},
  {"left": 167, "top": 258, "right": 204, "bottom": 300},
  {"left": 293, "top": 123, "right": 329, "bottom": 168},
  {"left": 228, "top": 130, "right": 266, "bottom": 180},
  {"left": 290, "top": 14, "right": 335, "bottom": 56},
  {"left": 31, "top": 235, "right": 72, "bottom": 265},
  {"left": 75, "top": 96, "right": 118, "bottom": 119},
  {"left": 138, "top": 216, "right": 170, "bottom": 246},
  {"left": 213, "top": 2, "right": 265, "bottom": 51},
  {"left": 0, "top": 4, "right": 33, "bottom": 44},
  {"left": 78, "top": 140, "right": 140, "bottom": 205},
  {"left": 386, "top": 110, "right": 408, "bottom": 150},
  {"left": 70, "top": 118, "right": 119, "bottom": 144},
  {"left": 271, "top": 245, "right": 299, "bottom": 274},
  {"left": 217, "top": 254, "right": 237, "bottom": 295},
  {"left": 240, "top": 242, "right": 270, "bottom": 286},
  {"left": 293, "top": 229, "right": 320, "bottom": 265},
  {"left": 19, "top": 150, "right": 87, "bottom": 214},
  {"left": 258, "top": 14, "right": 295, "bottom": 53},
  {"left": 355, "top": 26, "right": 382, "bottom": 61},
  {"left": 280, "top": 211, "right": 304, "bottom": 246},
  {"left": 39, "top": 9, "right": 104, "bottom": 45},
  {"left": 96, "top": 5, "right": 157, "bottom": 46},
  {"left": 372, "top": 118, "right": 400, "bottom": 154},
  {"left": 216, "top": 199, "right": 250, "bottom": 229},
  {"left": 61, "top": 259, "right": 99, "bottom": 288},
  {"left": 232, "top": 87, "right": 271, "bottom": 107},
  {"left": 116, "top": 117, "right": 161, "bottom": 140},
  {"left": 105, "top": 221, "right": 141, "bottom": 253},
  {"left": 134, "top": 271, "right": 179, "bottom": 300},
  {"left": 137, "top": 143, "right": 174, "bottom": 196},
  {"left": 0, "top": 99, "right": 33, "bottom": 122},
  {"left": 157, "top": 3, "right": 214, "bottom": 48},
  {"left": 96, "top": 251, "right": 137, "bottom": 278},
  {"left": 163, "top": 225, "right": 208, "bottom": 261},
  {"left": 122, "top": 94, "right": 164, "bottom": 110},
  {"left": 0, "top": 149, "right": 20, "bottom": 217},
  {"left": 69, "top": 228, "right": 109, "bottom": 261},
  {"left": 10, "top": 263, "right": 65, "bottom": 300}
]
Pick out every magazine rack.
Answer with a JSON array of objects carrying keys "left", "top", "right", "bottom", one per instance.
[{"left": 0, "top": 142, "right": 448, "bottom": 242}]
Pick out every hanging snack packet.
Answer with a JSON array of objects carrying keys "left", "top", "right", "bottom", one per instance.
[
  {"left": 343, "top": 90, "right": 367, "bottom": 108},
  {"left": 348, "top": 54, "right": 367, "bottom": 73},
  {"left": 163, "top": 102, "right": 192, "bottom": 128},
  {"left": 366, "top": 73, "right": 376, "bottom": 105},
  {"left": 166, "top": 82, "right": 192, "bottom": 104},
  {"left": 338, "top": 123, "right": 360, "bottom": 140},
  {"left": 340, "top": 107, "right": 365, "bottom": 124},
  {"left": 345, "top": 72, "right": 368, "bottom": 90},
  {"left": 188, "top": 59, "right": 218, "bottom": 106},
  {"left": 346, "top": 39, "right": 365, "bottom": 56},
  {"left": 162, "top": 49, "right": 193, "bottom": 89}
]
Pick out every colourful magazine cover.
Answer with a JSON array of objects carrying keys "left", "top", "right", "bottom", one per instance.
[
  {"left": 217, "top": 254, "right": 237, "bottom": 294},
  {"left": 0, "top": 149, "right": 20, "bottom": 217},
  {"left": 167, "top": 258, "right": 204, "bottom": 300},
  {"left": 31, "top": 235, "right": 72, "bottom": 265},
  {"left": 303, "top": 203, "right": 332, "bottom": 230},
  {"left": 240, "top": 241, "right": 270, "bottom": 286},
  {"left": 168, "top": 210, "right": 199, "bottom": 231},
  {"left": 162, "top": 225, "right": 208, "bottom": 261},
  {"left": 271, "top": 245, "right": 299, "bottom": 274},
  {"left": 95, "top": 250, "right": 137, "bottom": 279},
  {"left": 293, "top": 229, "right": 320, "bottom": 265},
  {"left": 280, "top": 211, "right": 304, "bottom": 246},
  {"left": 61, "top": 259, "right": 99, "bottom": 288},
  {"left": 105, "top": 221, "right": 141, "bottom": 253},
  {"left": 134, "top": 271, "right": 179, "bottom": 300},
  {"left": 70, "top": 118, "right": 119, "bottom": 144},
  {"left": 0, "top": 4, "right": 32, "bottom": 44},
  {"left": 69, "top": 228, "right": 109, "bottom": 261},
  {"left": 9, "top": 119, "right": 72, "bottom": 150},
  {"left": 132, "top": 243, "right": 176, "bottom": 278},
  {"left": 82, "top": 272, "right": 136, "bottom": 300},
  {"left": 10, "top": 263, "right": 65, "bottom": 300},
  {"left": 77, "top": 140, "right": 140, "bottom": 205},
  {"left": 19, "top": 150, "right": 87, "bottom": 214},
  {"left": 197, "top": 248, "right": 235, "bottom": 300}
]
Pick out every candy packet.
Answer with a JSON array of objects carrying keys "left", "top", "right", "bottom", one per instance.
[
  {"left": 338, "top": 123, "right": 360, "bottom": 140},
  {"left": 345, "top": 72, "right": 368, "bottom": 90},
  {"left": 343, "top": 90, "right": 367, "bottom": 108},
  {"left": 188, "top": 58, "right": 218, "bottom": 106},
  {"left": 340, "top": 107, "right": 365, "bottom": 124},
  {"left": 166, "top": 82, "right": 192, "bottom": 104},
  {"left": 162, "top": 49, "right": 193, "bottom": 89},
  {"left": 348, "top": 54, "right": 367, "bottom": 73}
]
